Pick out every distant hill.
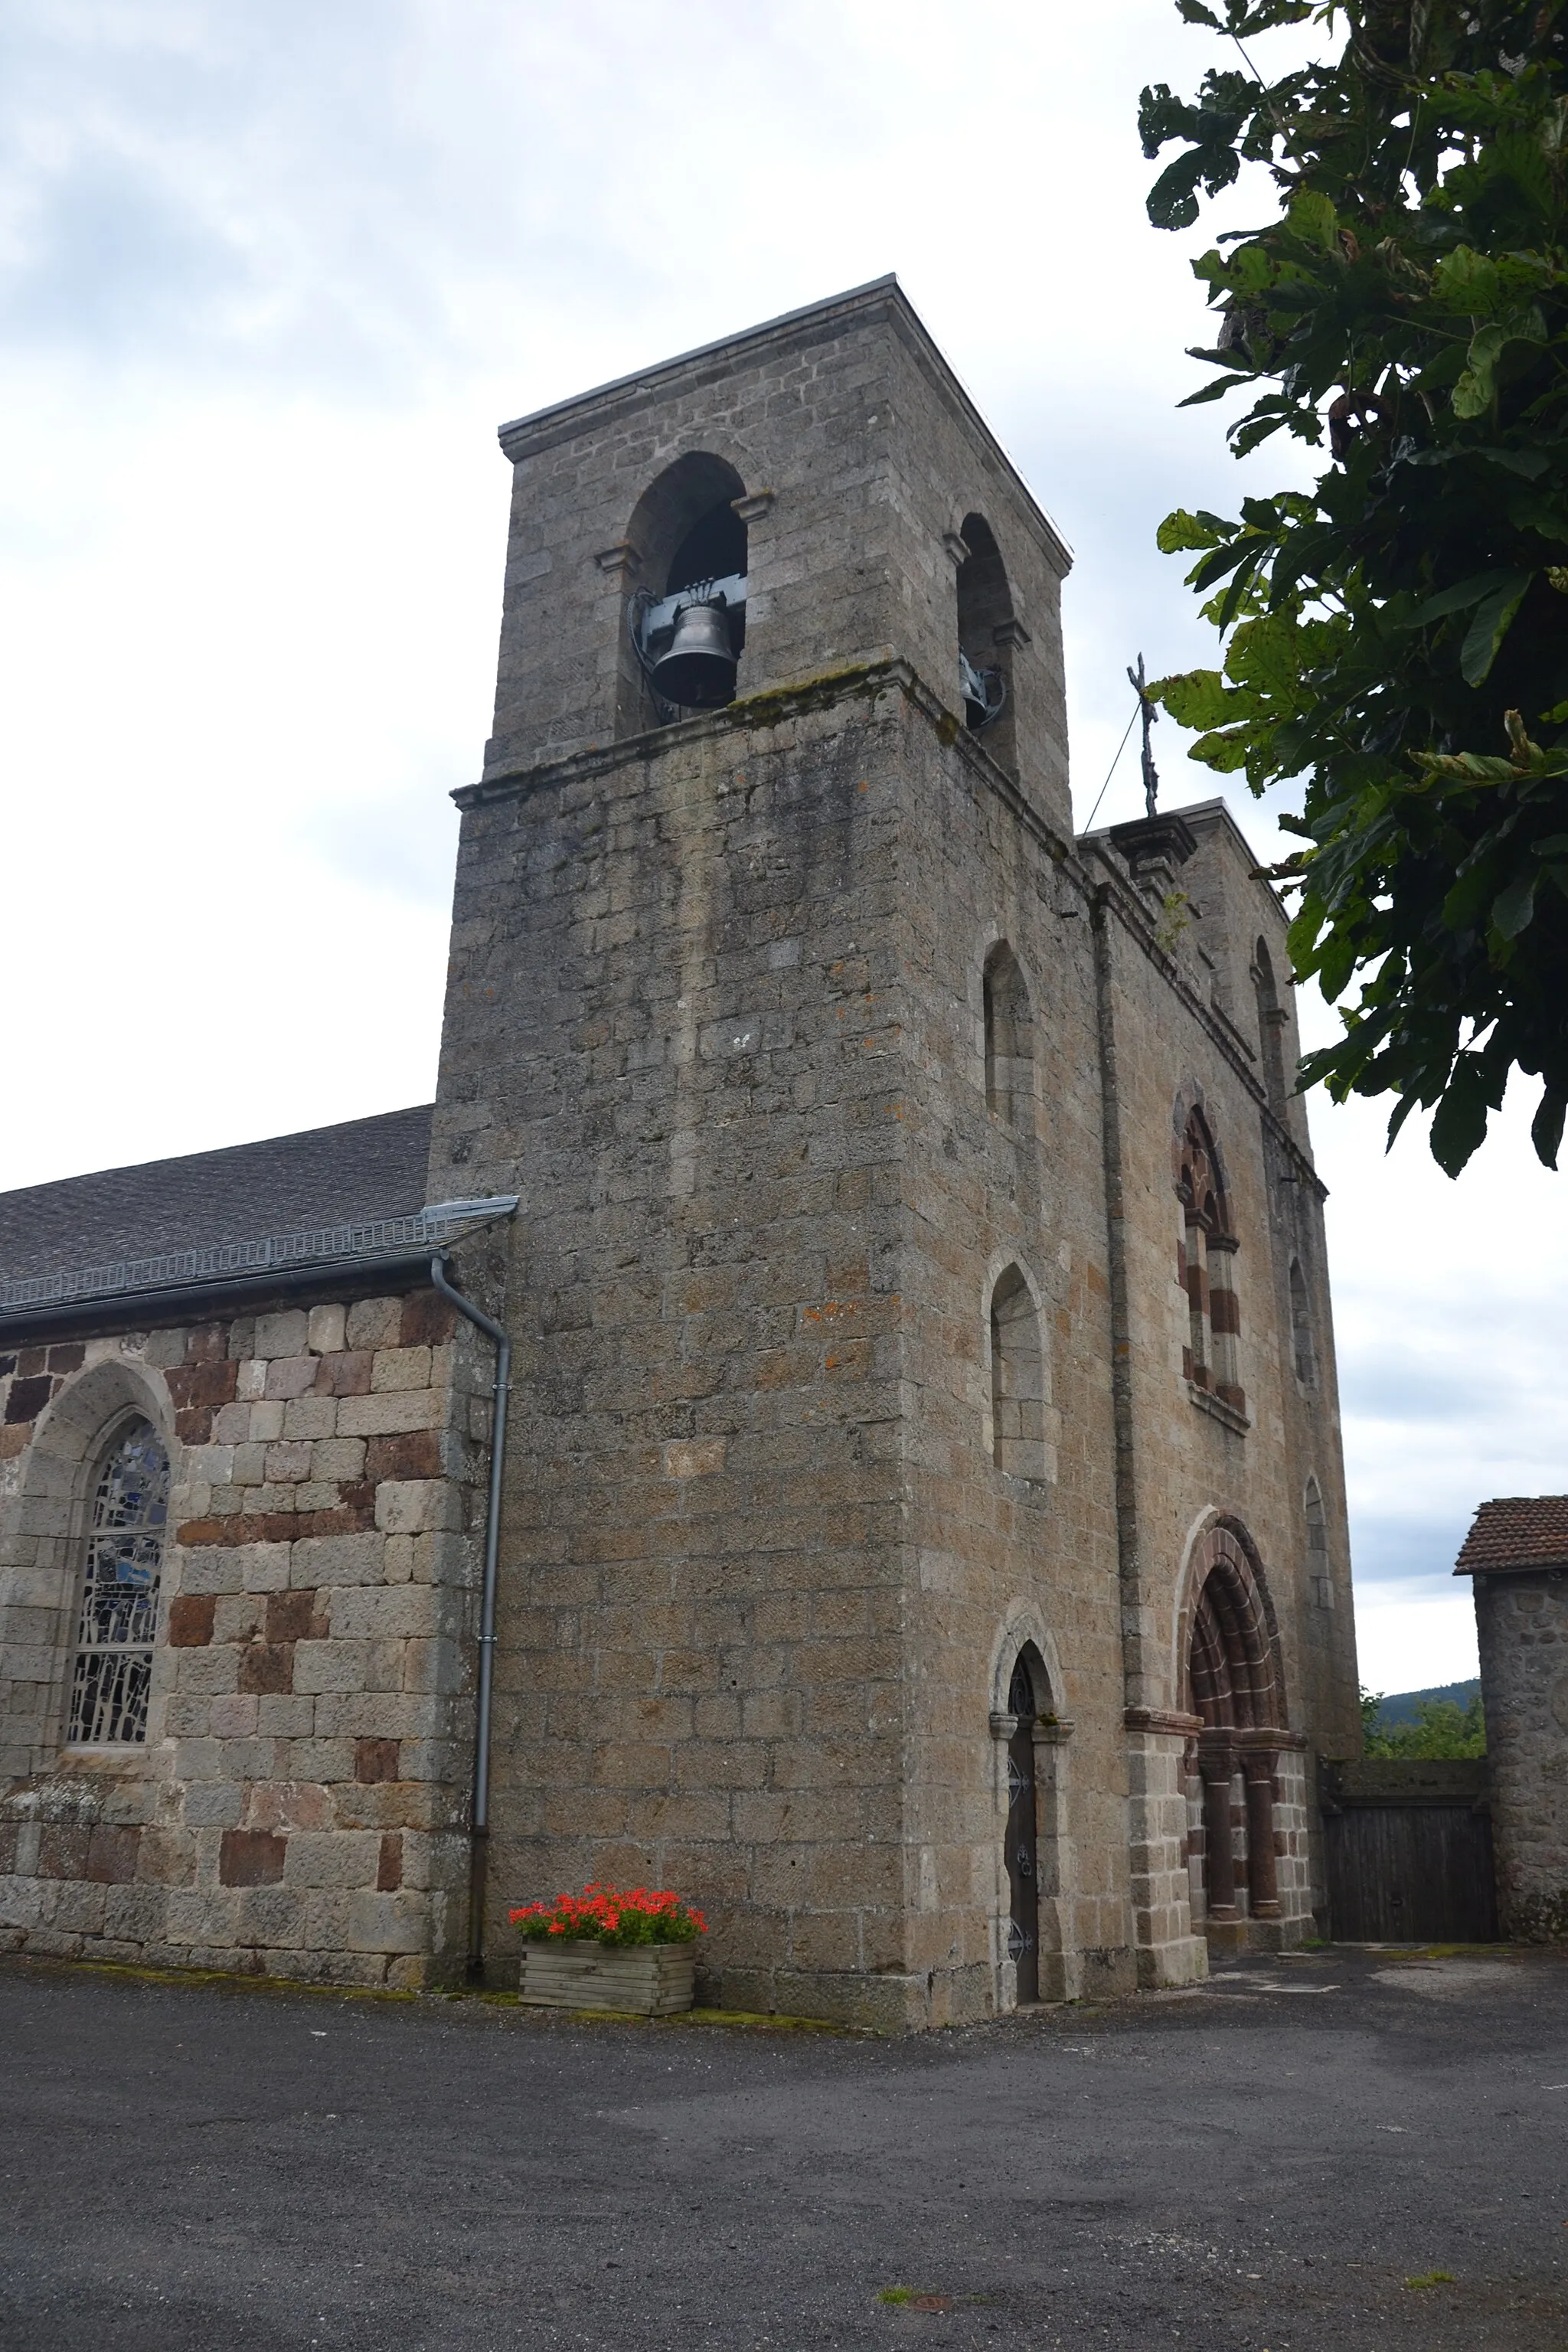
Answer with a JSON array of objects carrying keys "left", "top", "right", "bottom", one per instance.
[{"left": 1376, "top": 1678, "right": 1481, "bottom": 1729}]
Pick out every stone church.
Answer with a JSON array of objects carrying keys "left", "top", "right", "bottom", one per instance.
[{"left": 0, "top": 279, "right": 1361, "bottom": 2026}]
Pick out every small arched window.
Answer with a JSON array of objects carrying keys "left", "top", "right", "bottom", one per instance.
[
  {"left": 983, "top": 942, "right": 1034, "bottom": 1129},
  {"left": 1177, "top": 1107, "right": 1245, "bottom": 1419},
  {"left": 990, "top": 1266, "right": 1046, "bottom": 1478},
  {"left": 68, "top": 1416, "right": 168, "bottom": 1746},
  {"left": 955, "top": 514, "right": 1018, "bottom": 778},
  {"left": 1289, "top": 1255, "right": 1316, "bottom": 1387},
  {"left": 1252, "top": 936, "right": 1289, "bottom": 1110},
  {"left": 1305, "top": 1475, "right": 1331, "bottom": 1608}
]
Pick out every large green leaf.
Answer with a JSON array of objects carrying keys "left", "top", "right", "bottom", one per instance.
[
  {"left": 1287, "top": 188, "right": 1339, "bottom": 253},
  {"left": 1151, "top": 667, "right": 1233, "bottom": 727},
  {"left": 1429, "top": 1060, "right": 1493, "bottom": 1176},
  {"left": 1430, "top": 245, "right": 1502, "bottom": 312},
  {"left": 1460, "top": 573, "right": 1534, "bottom": 684},
  {"left": 1531, "top": 1089, "right": 1566, "bottom": 1170},
  {"left": 1491, "top": 868, "right": 1538, "bottom": 936},
  {"left": 1155, "top": 508, "right": 1233, "bottom": 554},
  {"left": 1408, "top": 569, "right": 1521, "bottom": 626}
]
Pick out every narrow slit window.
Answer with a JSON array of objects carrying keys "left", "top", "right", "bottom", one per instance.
[
  {"left": 983, "top": 944, "right": 1034, "bottom": 1129},
  {"left": 1253, "top": 937, "right": 1289, "bottom": 1109},
  {"left": 1305, "top": 1476, "right": 1331, "bottom": 1608},
  {"left": 991, "top": 1266, "right": 1047, "bottom": 1478},
  {"left": 1289, "top": 1256, "right": 1316, "bottom": 1387},
  {"left": 68, "top": 1417, "right": 168, "bottom": 1746}
]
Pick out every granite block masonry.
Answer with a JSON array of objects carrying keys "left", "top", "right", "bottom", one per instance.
[
  {"left": 0, "top": 1277, "right": 497, "bottom": 1988},
  {"left": 0, "top": 278, "right": 1361, "bottom": 2019}
]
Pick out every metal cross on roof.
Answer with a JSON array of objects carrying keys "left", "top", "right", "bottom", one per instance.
[{"left": 1127, "top": 653, "right": 1160, "bottom": 818}]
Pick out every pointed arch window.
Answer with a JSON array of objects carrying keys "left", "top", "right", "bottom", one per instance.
[
  {"left": 983, "top": 942, "right": 1034, "bottom": 1129},
  {"left": 990, "top": 1266, "right": 1047, "bottom": 1478},
  {"left": 1176, "top": 1107, "right": 1246, "bottom": 1422},
  {"left": 67, "top": 1417, "right": 168, "bottom": 1746}
]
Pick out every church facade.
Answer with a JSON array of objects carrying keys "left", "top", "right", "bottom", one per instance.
[{"left": 0, "top": 280, "right": 1360, "bottom": 2025}]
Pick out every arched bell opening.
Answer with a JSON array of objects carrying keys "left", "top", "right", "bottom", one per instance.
[
  {"left": 954, "top": 513, "right": 1018, "bottom": 780},
  {"left": 616, "top": 452, "right": 750, "bottom": 734},
  {"left": 1181, "top": 1521, "right": 1287, "bottom": 1945},
  {"left": 1001, "top": 1642, "right": 1050, "bottom": 2004}
]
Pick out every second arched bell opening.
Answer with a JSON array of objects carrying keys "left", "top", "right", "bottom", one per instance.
[{"left": 954, "top": 514, "right": 1019, "bottom": 779}]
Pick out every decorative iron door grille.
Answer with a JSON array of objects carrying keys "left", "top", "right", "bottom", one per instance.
[{"left": 68, "top": 1418, "right": 168, "bottom": 1746}]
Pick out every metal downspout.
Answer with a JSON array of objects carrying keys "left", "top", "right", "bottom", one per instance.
[{"left": 430, "top": 1255, "right": 511, "bottom": 1983}]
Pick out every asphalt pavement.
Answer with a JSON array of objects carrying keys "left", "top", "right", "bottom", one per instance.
[{"left": 2, "top": 1944, "right": 1565, "bottom": 2350}]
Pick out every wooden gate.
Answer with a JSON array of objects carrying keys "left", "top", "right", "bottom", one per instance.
[{"left": 1320, "top": 1759, "right": 1497, "bottom": 1942}]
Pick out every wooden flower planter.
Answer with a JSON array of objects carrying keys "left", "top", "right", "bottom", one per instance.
[{"left": 516, "top": 1938, "right": 696, "bottom": 2016}]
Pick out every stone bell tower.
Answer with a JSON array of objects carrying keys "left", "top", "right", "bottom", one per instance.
[{"left": 426, "top": 277, "right": 1352, "bottom": 2024}]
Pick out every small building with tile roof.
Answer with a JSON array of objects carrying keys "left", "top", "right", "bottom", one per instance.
[{"left": 1456, "top": 1496, "right": 1568, "bottom": 1939}]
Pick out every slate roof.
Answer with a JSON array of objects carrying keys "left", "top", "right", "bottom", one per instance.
[
  {"left": 1454, "top": 1495, "right": 1568, "bottom": 1576},
  {"left": 0, "top": 1107, "right": 435, "bottom": 1285}
]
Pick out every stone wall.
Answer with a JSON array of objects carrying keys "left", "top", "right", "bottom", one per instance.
[
  {"left": 0, "top": 1284, "right": 491, "bottom": 1985},
  {"left": 890, "top": 675, "right": 1133, "bottom": 2009},
  {"left": 436, "top": 671, "right": 922, "bottom": 2027},
  {"left": 1475, "top": 1568, "right": 1568, "bottom": 1939}
]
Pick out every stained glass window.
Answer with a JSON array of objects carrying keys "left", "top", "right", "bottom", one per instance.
[{"left": 67, "top": 1417, "right": 168, "bottom": 1746}]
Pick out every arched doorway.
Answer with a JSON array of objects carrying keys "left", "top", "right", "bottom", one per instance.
[
  {"left": 1182, "top": 1521, "right": 1287, "bottom": 1938},
  {"left": 1002, "top": 1647, "right": 1046, "bottom": 2001}
]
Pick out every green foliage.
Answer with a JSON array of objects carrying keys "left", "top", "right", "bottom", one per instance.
[
  {"left": 1360, "top": 1684, "right": 1487, "bottom": 1755},
  {"left": 1141, "top": 0, "right": 1568, "bottom": 1171}
]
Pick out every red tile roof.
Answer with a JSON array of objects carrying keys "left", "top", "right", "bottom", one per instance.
[{"left": 1455, "top": 1496, "right": 1568, "bottom": 1576}]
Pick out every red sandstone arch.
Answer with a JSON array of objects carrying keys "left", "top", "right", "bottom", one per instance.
[{"left": 1179, "top": 1518, "right": 1287, "bottom": 1929}]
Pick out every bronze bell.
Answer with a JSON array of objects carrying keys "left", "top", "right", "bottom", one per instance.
[{"left": 651, "top": 599, "right": 737, "bottom": 707}]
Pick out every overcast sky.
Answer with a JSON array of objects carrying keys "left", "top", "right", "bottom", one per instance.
[{"left": 2, "top": 0, "right": 1560, "bottom": 1691}]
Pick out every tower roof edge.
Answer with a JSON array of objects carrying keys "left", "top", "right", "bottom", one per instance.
[{"left": 494, "top": 276, "right": 1073, "bottom": 575}]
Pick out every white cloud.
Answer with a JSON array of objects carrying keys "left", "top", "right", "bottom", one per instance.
[
  {"left": 0, "top": 0, "right": 1559, "bottom": 1690},
  {"left": 1353, "top": 1585, "right": 1479, "bottom": 1697}
]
